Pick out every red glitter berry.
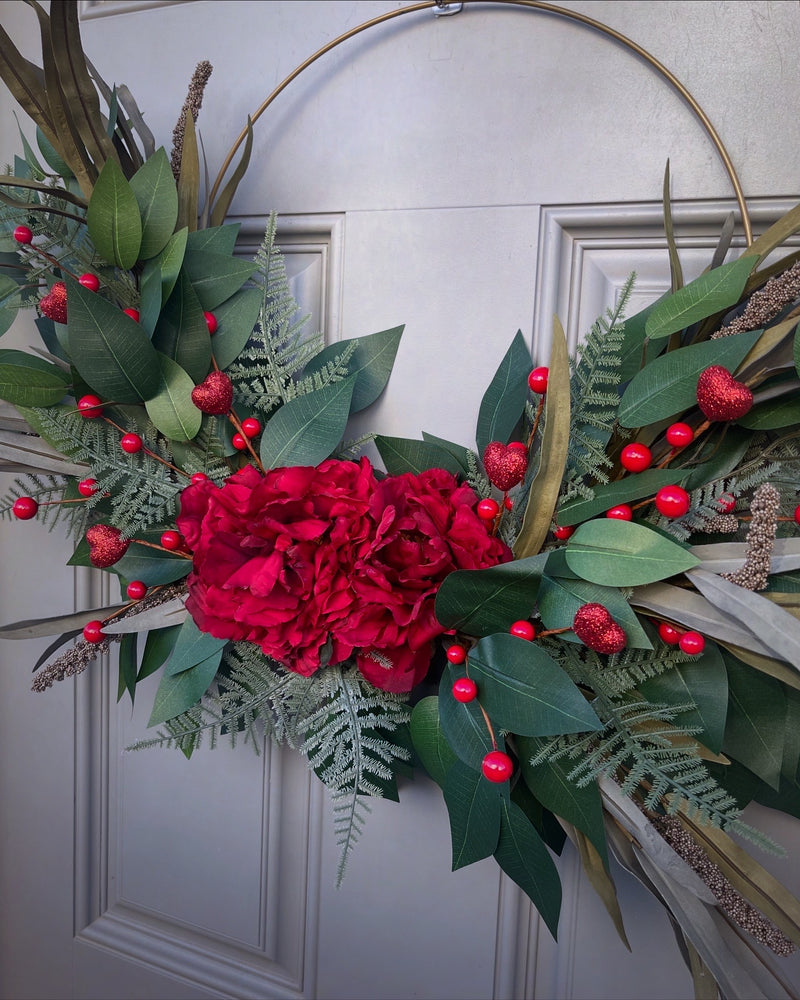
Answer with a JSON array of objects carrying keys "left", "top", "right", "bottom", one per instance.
[
  {"left": 12, "top": 496, "right": 38, "bottom": 520},
  {"left": 655, "top": 485, "right": 691, "bottom": 518},
  {"left": 696, "top": 365, "right": 753, "bottom": 422},
  {"left": 452, "top": 677, "right": 478, "bottom": 703},
  {"left": 573, "top": 603, "right": 627, "bottom": 654},
  {"left": 83, "top": 619, "right": 106, "bottom": 644},
  {"left": 620, "top": 443, "right": 652, "bottom": 473},
  {"left": 483, "top": 441, "right": 528, "bottom": 491},
  {"left": 191, "top": 371, "right": 233, "bottom": 415},
  {"left": 528, "top": 366, "right": 549, "bottom": 394},
  {"left": 85, "top": 524, "right": 129, "bottom": 568},
  {"left": 39, "top": 281, "right": 68, "bottom": 324},
  {"left": 481, "top": 750, "right": 514, "bottom": 783}
]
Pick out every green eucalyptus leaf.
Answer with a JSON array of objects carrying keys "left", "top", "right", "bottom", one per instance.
[
  {"left": 443, "top": 758, "right": 503, "bottom": 870},
  {"left": 138, "top": 624, "right": 181, "bottom": 682},
  {"left": 0, "top": 348, "right": 69, "bottom": 405},
  {"left": 617, "top": 328, "right": 761, "bottom": 428},
  {"left": 129, "top": 147, "right": 179, "bottom": 260},
  {"left": 468, "top": 633, "right": 602, "bottom": 736},
  {"left": 375, "top": 435, "right": 464, "bottom": 477},
  {"left": 181, "top": 249, "right": 256, "bottom": 311},
  {"left": 162, "top": 616, "right": 227, "bottom": 677},
  {"left": 618, "top": 297, "right": 668, "bottom": 382},
  {"left": 152, "top": 269, "right": 211, "bottom": 383},
  {"left": 537, "top": 575, "right": 652, "bottom": 649},
  {"left": 740, "top": 392, "right": 800, "bottom": 430},
  {"left": 303, "top": 326, "right": 404, "bottom": 413},
  {"left": 409, "top": 696, "right": 457, "bottom": 787},
  {"left": 148, "top": 648, "right": 222, "bottom": 726},
  {"left": 154, "top": 227, "right": 189, "bottom": 306},
  {"left": 209, "top": 287, "right": 262, "bottom": 370},
  {"left": 434, "top": 553, "right": 547, "bottom": 636},
  {"left": 723, "top": 654, "right": 786, "bottom": 790},
  {"left": 65, "top": 276, "right": 161, "bottom": 402},
  {"left": 36, "top": 126, "right": 73, "bottom": 178},
  {"left": 118, "top": 631, "right": 138, "bottom": 704},
  {"left": 86, "top": 157, "right": 142, "bottom": 268},
  {"left": 476, "top": 330, "right": 532, "bottom": 453},
  {"left": 517, "top": 735, "right": 608, "bottom": 867},
  {"left": 144, "top": 353, "right": 202, "bottom": 441},
  {"left": 644, "top": 256, "right": 757, "bottom": 340},
  {"left": 640, "top": 641, "right": 728, "bottom": 753},
  {"left": 260, "top": 375, "right": 356, "bottom": 469},
  {"left": 186, "top": 223, "right": 241, "bottom": 256},
  {"left": 420, "top": 432, "right": 472, "bottom": 474},
  {"left": 494, "top": 798, "right": 562, "bottom": 938},
  {"left": 566, "top": 519, "right": 699, "bottom": 587}
]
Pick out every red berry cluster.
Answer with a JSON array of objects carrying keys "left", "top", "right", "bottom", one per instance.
[{"left": 657, "top": 621, "right": 705, "bottom": 655}]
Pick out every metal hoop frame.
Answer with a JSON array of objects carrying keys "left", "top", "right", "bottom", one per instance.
[{"left": 209, "top": 0, "right": 752, "bottom": 245}]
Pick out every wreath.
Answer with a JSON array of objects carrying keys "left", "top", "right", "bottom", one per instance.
[{"left": 3, "top": 5, "right": 800, "bottom": 998}]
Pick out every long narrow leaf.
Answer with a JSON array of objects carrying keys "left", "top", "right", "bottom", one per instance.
[{"left": 209, "top": 116, "right": 253, "bottom": 228}]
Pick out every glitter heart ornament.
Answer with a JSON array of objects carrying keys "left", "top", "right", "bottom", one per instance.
[
  {"left": 85, "top": 524, "right": 130, "bottom": 568},
  {"left": 696, "top": 365, "right": 753, "bottom": 421},
  {"left": 39, "top": 281, "right": 68, "bottom": 324},
  {"left": 482, "top": 441, "right": 528, "bottom": 491},
  {"left": 573, "top": 602, "right": 627, "bottom": 654},
  {"left": 191, "top": 371, "right": 233, "bottom": 415}
]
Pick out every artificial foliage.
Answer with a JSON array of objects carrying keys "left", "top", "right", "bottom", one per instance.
[{"left": 5, "top": 5, "right": 800, "bottom": 998}]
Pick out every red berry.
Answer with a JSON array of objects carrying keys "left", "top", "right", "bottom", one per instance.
[
  {"left": 482, "top": 750, "right": 514, "bottom": 783},
  {"left": 123, "top": 308, "right": 140, "bottom": 322},
  {"left": 452, "top": 677, "right": 478, "bottom": 703},
  {"left": 160, "top": 530, "right": 183, "bottom": 550},
  {"left": 204, "top": 311, "right": 218, "bottom": 334},
  {"left": 79, "top": 273, "right": 100, "bottom": 292},
  {"left": 606, "top": 504, "right": 633, "bottom": 521},
  {"left": 190, "top": 472, "right": 209, "bottom": 485},
  {"left": 794, "top": 504, "right": 800, "bottom": 527},
  {"left": 509, "top": 620, "right": 536, "bottom": 641},
  {"left": 126, "top": 580, "right": 147, "bottom": 600},
  {"left": 12, "top": 496, "right": 38, "bottom": 520},
  {"left": 679, "top": 631, "right": 705, "bottom": 655},
  {"left": 528, "top": 366, "right": 549, "bottom": 394},
  {"left": 658, "top": 622, "right": 683, "bottom": 645},
  {"left": 666, "top": 422, "right": 694, "bottom": 448},
  {"left": 553, "top": 524, "right": 574, "bottom": 541},
  {"left": 446, "top": 644, "right": 467, "bottom": 664},
  {"left": 78, "top": 394, "right": 103, "bottom": 418},
  {"left": 83, "top": 619, "right": 106, "bottom": 643},
  {"left": 655, "top": 485, "right": 691, "bottom": 518},
  {"left": 120, "top": 433, "right": 143, "bottom": 454},
  {"left": 232, "top": 432, "right": 248, "bottom": 451},
  {"left": 476, "top": 498, "right": 500, "bottom": 521},
  {"left": 716, "top": 493, "right": 736, "bottom": 513},
  {"left": 241, "top": 417, "right": 261, "bottom": 438},
  {"left": 78, "top": 478, "right": 98, "bottom": 497},
  {"left": 620, "top": 442, "right": 652, "bottom": 473},
  {"left": 507, "top": 441, "right": 527, "bottom": 453},
  {"left": 13, "top": 225, "right": 33, "bottom": 244}
]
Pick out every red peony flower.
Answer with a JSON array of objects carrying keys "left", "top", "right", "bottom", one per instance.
[
  {"left": 176, "top": 459, "right": 377, "bottom": 674},
  {"left": 341, "top": 468, "right": 512, "bottom": 692},
  {"left": 177, "top": 461, "right": 511, "bottom": 693}
]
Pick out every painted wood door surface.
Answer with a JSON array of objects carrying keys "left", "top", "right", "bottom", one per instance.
[{"left": 2, "top": 3, "right": 800, "bottom": 998}]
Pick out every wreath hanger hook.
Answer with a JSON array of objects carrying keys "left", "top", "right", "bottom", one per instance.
[{"left": 209, "top": 0, "right": 752, "bottom": 245}]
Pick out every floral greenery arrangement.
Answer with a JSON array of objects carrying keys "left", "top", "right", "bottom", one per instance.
[{"left": 5, "top": 4, "right": 800, "bottom": 998}]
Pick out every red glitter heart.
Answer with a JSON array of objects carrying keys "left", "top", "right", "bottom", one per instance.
[
  {"left": 191, "top": 371, "right": 233, "bottom": 415},
  {"left": 482, "top": 441, "right": 528, "bottom": 491},
  {"left": 696, "top": 365, "right": 753, "bottom": 422},
  {"left": 86, "top": 524, "right": 130, "bottom": 568},
  {"left": 39, "top": 281, "right": 67, "bottom": 324},
  {"left": 573, "top": 603, "right": 627, "bottom": 654}
]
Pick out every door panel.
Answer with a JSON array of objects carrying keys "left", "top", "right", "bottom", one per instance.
[{"left": 2, "top": 3, "right": 800, "bottom": 998}]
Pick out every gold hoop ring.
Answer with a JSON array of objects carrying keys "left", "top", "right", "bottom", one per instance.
[{"left": 209, "top": 0, "right": 752, "bottom": 245}]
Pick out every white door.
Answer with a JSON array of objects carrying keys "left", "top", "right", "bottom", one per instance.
[{"left": 3, "top": 2, "right": 800, "bottom": 998}]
